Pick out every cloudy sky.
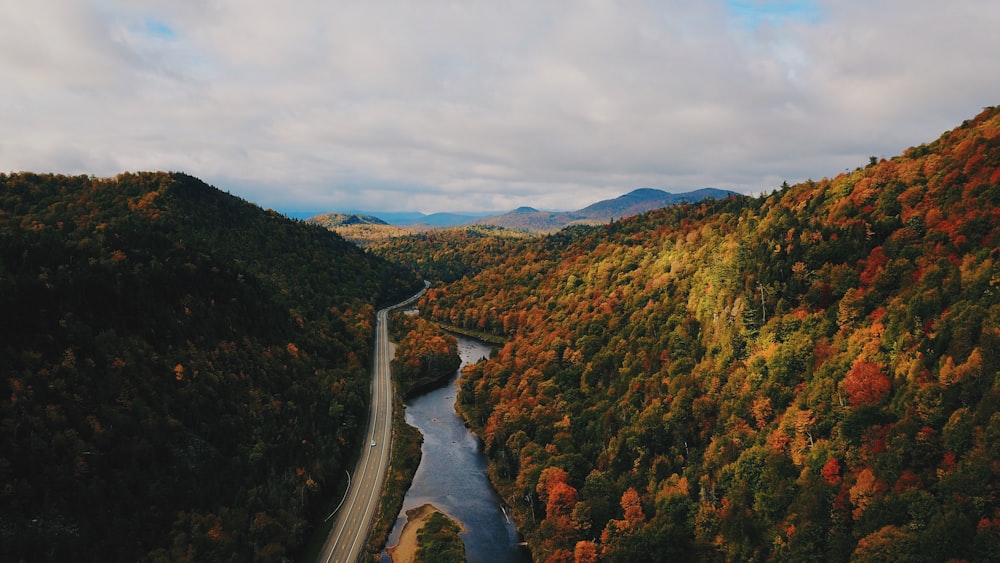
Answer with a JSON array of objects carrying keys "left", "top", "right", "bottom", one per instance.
[{"left": 3, "top": 1, "right": 999, "bottom": 214}]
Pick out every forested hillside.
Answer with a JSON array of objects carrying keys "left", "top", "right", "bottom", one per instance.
[
  {"left": 305, "top": 212, "right": 413, "bottom": 247},
  {"left": 371, "top": 226, "right": 531, "bottom": 283},
  {"left": 0, "top": 172, "right": 421, "bottom": 562},
  {"left": 390, "top": 313, "right": 461, "bottom": 397},
  {"left": 419, "top": 107, "right": 1000, "bottom": 561}
]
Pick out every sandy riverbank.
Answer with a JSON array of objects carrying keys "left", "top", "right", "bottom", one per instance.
[{"left": 387, "top": 504, "right": 464, "bottom": 563}]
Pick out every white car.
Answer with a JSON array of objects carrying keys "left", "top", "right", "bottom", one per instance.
[{"left": 370, "top": 440, "right": 377, "bottom": 447}]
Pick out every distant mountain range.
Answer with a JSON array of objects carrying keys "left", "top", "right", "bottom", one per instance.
[
  {"left": 579, "top": 187, "right": 734, "bottom": 218},
  {"left": 314, "top": 188, "right": 735, "bottom": 232},
  {"left": 323, "top": 211, "right": 491, "bottom": 228},
  {"left": 470, "top": 187, "right": 736, "bottom": 231}
]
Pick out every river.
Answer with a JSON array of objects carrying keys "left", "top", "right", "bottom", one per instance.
[{"left": 381, "top": 336, "right": 530, "bottom": 563}]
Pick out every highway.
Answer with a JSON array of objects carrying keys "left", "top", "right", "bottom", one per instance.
[{"left": 318, "top": 283, "right": 429, "bottom": 563}]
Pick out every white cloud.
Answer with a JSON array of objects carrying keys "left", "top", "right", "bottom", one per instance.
[{"left": 2, "top": 0, "right": 999, "bottom": 213}]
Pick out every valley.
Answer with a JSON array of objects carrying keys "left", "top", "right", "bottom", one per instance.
[{"left": 2, "top": 106, "right": 999, "bottom": 562}]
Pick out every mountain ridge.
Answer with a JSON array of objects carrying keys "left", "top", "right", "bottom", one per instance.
[
  {"left": 470, "top": 187, "right": 736, "bottom": 231},
  {"left": 313, "top": 187, "right": 736, "bottom": 231},
  {"left": 308, "top": 212, "right": 389, "bottom": 227},
  {"left": 578, "top": 187, "right": 735, "bottom": 218}
]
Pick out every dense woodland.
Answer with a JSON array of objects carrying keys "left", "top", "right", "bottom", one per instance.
[
  {"left": 414, "top": 511, "right": 466, "bottom": 563},
  {"left": 372, "top": 226, "right": 531, "bottom": 284},
  {"left": 0, "top": 172, "right": 421, "bottom": 561},
  {"left": 389, "top": 313, "right": 461, "bottom": 397},
  {"left": 305, "top": 213, "right": 414, "bottom": 247},
  {"left": 404, "top": 107, "right": 1000, "bottom": 561}
]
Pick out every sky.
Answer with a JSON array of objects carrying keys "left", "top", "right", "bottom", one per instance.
[{"left": 3, "top": 1, "right": 1000, "bottom": 215}]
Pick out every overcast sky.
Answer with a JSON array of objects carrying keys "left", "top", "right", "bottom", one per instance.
[{"left": 3, "top": 1, "right": 999, "bottom": 214}]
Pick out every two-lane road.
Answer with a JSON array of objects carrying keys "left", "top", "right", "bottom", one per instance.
[{"left": 318, "top": 284, "right": 428, "bottom": 563}]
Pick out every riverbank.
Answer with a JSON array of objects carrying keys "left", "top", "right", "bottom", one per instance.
[
  {"left": 381, "top": 335, "right": 528, "bottom": 562},
  {"left": 387, "top": 504, "right": 464, "bottom": 563},
  {"left": 434, "top": 321, "right": 507, "bottom": 345}
]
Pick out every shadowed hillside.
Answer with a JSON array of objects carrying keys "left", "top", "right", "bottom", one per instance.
[
  {"left": 370, "top": 225, "right": 532, "bottom": 283},
  {"left": 0, "top": 172, "right": 421, "bottom": 562}
]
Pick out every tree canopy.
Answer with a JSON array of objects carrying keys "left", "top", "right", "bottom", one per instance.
[
  {"left": 417, "top": 107, "right": 1000, "bottom": 561},
  {"left": 0, "top": 172, "right": 422, "bottom": 561}
]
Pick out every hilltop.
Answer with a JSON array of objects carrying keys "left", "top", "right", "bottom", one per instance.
[
  {"left": 577, "top": 187, "right": 734, "bottom": 220},
  {"left": 308, "top": 211, "right": 390, "bottom": 227},
  {"left": 306, "top": 211, "right": 414, "bottom": 245}
]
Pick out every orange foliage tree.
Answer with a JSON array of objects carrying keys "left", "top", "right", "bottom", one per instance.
[{"left": 843, "top": 360, "right": 891, "bottom": 406}]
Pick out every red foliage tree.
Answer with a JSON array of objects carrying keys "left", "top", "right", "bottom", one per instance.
[
  {"left": 547, "top": 482, "right": 579, "bottom": 518},
  {"left": 574, "top": 540, "right": 598, "bottom": 563},
  {"left": 537, "top": 466, "right": 571, "bottom": 504},
  {"left": 821, "top": 457, "right": 842, "bottom": 485},
  {"left": 621, "top": 487, "right": 645, "bottom": 526},
  {"left": 844, "top": 360, "right": 891, "bottom": 406}
]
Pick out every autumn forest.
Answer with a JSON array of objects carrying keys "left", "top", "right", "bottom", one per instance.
[
  {"left": 378, "top": 107, "right": 1000, "bottom": 562},
  {"left": 1, "top": 106, "right": 999, "bottom": 562},
  {"left": 0, "top": 173, "right": 421, "bottom": 561}
]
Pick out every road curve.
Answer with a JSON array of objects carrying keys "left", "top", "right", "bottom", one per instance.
[{"left": 318, "top": 283, "right": 429, "bottom": 563}]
